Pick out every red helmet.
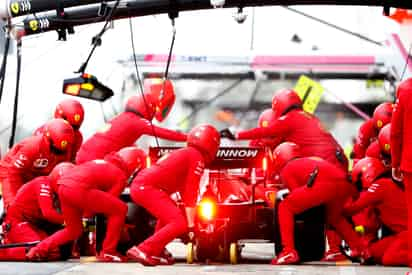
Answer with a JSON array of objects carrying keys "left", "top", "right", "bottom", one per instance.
[
  {"left": 187, "top": 124, "right": 220, "bottom": 163},
  {"left": 258, "top": 109, "right": 277, "bottom": 128},
  {"left": 273, "top": 142, "right": 301, "bottom": 172},
  {"left": 378, "top": 123, "right": 391, "bottom": 155},
  {"left": 116, "top": 146, "right": 147, "bottom": 176},
  {"left": 373, "top": 102, "right": 393, "bottom": 130},
  {"left": 144, "top": 78, "right": 176, "bottom": 122},
  {"left": 271, "top": 89, "right": 302, "bottom": 118},
  {"left": 125, "top": 93, "right": 156, "bottom": 120},
  {"left": 357, "top": 119, "right": 378, "bottom": 146},
  {"left": 44, "top": 119, "right": 75, "bottom": 152},
  {"left": 351, "top": 157, "right": 387, "bottom": 189},
  {"left": 54, "top": 99, "right": 84, "bottom": 129},
  {"left": 396, "top": 78, "right": 412, "bottom": 98},
  {"left": 49, "top": 162, "right": 75, "bottom": 192}
]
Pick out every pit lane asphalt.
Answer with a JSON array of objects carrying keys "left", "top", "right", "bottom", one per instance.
[{"left": 0, "top": 243, "right": 409, "bottom": 275}]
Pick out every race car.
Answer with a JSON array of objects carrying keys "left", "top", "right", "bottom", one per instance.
[{"left": 149, "top": 146, "right": 277, "bottom": 264}]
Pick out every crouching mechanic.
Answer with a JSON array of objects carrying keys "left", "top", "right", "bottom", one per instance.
[
  {"left": 344, "top": 157, "right": 408, "bottom": 266},
  {"left": 127, "top": 124, "right": 220, "bottom": 266},
  {"left": 0, "top": 119, "right": 74, "bottom": 209},
  {"left": 76, "top": 80, "right": 186, "bottom": 164},
  {"left": 26, "top": 147, "right": 145, "bottom": 262},
  {"left": 271, "top": 142, "right": 370, "bottom": 265},
  {"left": 0, "top": 163, "right": 74, "bottom": 261}
]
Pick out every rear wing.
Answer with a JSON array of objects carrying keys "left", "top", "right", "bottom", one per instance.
[{"left": 148, "top": 146, "right": 267, "bottom": 169}]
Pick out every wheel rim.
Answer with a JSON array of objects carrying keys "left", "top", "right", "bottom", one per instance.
[
  {"left": 229, "top": 242, "right": 238, "bottom": 264},
  {"left": 187, "top": 242, "right": 194, "bottom": 264}
]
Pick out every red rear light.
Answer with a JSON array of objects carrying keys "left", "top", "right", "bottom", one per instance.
[{"left": 197, "top": 199, "right": 216, "bottom": 221}]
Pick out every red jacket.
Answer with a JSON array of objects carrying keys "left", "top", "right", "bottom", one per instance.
[
  {"left": 6, "top": 176, "right": 63, "bottom": 225},
  {"left": 391, "top": 88, "right": 412, "bottom": 171},
  {"left": 280, "top": 157, "right": 350, "bottom": 191},
  {"left": 76, "top": 112, "right": 187, "bottom": 163},
  {"left": 0, "top": 136, "right": 59, "bottom": 184},
  {"left": 58, "top": 155, "right": 128, "bottom": 198},
  {"left": 132, "top": 147, "right": 205, "bottom": 207},
  {"left": 236, "top": 110, "right": 347, "bottom": 170},
  {"left": 344, "top": 178, "right": 407, "bottom": 233},
  {"left": 34, "top": 125, "right": 82, "bottom": 162}
]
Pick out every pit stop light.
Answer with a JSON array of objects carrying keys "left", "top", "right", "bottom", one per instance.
[{"left": 63, "top": 73, "right": 114, "bottom": 101}]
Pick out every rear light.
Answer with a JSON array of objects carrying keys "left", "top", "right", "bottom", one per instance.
[{"left": 197, "top": 199, "right": 216, "bottom": 221}]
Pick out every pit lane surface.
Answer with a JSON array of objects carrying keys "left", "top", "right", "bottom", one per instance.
[{"left": 0, "top": 243, "right": 409, "bottom": 275}]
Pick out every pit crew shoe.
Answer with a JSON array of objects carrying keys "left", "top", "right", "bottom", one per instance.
[
  {"left": 96, "top": 252, "right": 127, "bottom": 262},
  {"left": 126, "top": 246, "right": 159, "bottom": 266},
  {"left": 350, "top": 248, "right": 373, "bottom": 265},
  {"left": 321, "top": 250, "right": 348, "bottom": 262},
  {"left": 271, "top": 248, "right": 300, "bottom": 265},
  {"left": 159, "top": 248, "right": 175, "bottom": 265}
]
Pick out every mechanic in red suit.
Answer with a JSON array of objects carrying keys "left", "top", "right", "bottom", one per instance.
[
  {"left": 35, "top": 99, "right": 85, "bottom": 162},
  {"left": 0, "top": 162, "right": 74, "bottom": 261},
  {"left": 26, "top": 147, "right": 145, "bottom": 262},
  {"left": 0, "top": 119, "right": 74, "bottom": 209},
  {"left": 391, "top": 77, "right": 412, "bottom": 267},
  {"left": 344, "top": 157, "right": 408, "bottom": 266},
  {"left": 365, "top": 123, "right": 391, "bottom": 167},
  {"left": 271, "top": 142, "right": 369, "bottom": 265},
  {"left": 352, "top": 103, "right": 393, "bottom": 163},
  {"left": 127, "top": 124, "right": 220, "bottom": 266},
  {"left": 220, "top": 89, "right": 349, "bottom": 260},
  {"left": 220, "top": 89, "right": 348, "bottom": 172},
  {"left": 76, "top": 80, "right": 186, "bottom": 164}
]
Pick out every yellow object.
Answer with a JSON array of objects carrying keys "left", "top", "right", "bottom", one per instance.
[
  {"left": 294, "top": 75, "right": 324, "bottom": 114},
  {"left": 81, "top": 83, "right": 95, "bottom": 91},
  {"left": 29, "top": 20, "right": 38, "bottom": 31},
  {"left": 10, "top": 3, "right": 19, "bottom": 14},
  {"left": 355, "top": 225, "right": 365, "bottom": 235},
  {"left": 186, "top": 242, "right": 195, "bottom": 264},
  {"left": 229, "top": 242, "right": 238, "bottom": 264}
]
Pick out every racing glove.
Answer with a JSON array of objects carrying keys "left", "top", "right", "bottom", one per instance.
[{"left": 219, "top": 128, "right": 236, "bottom": 140}]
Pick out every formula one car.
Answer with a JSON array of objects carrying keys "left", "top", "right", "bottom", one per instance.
[{"left": 149, "top": 146, "right": 277, "bottom": 264}]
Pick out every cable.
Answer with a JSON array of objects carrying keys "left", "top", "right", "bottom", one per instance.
[
  {"left": 128, "top": 17, "right": 160, "bottom": 148},
  {"left": 283, "top": 6, "right": 383, "bottom": 47},
  {"left": 76, "top": 0, "right": 121, "bottom": 74},
  {"left": 400, "top": 43, "right": 412, "bottom": 81},
  {"left": 9, "top": 41, "right": 22, "bottom": 148},
  {"left": 0, "top": 23, "right": 11, "bottom": 104},
  {"left": 164, "top": 21, "right": 176, "bottom": 80}
]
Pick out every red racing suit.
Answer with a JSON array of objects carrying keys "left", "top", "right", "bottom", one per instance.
[
  {"left": 28, "top": 155, "right": 128, "bottom": 258},
  {"left": 391, "top": 84, "right": 412, "bottom": 266},
  {"left": 0, "top": 136, "right": 61, "bottom": 209},
  {"left": 34, "top": 125, "right": 83, "bottom": 162},
  {"left": 277, "top": 157, "right": 363, "bottom": 253},
  {"left": 76, "top": 112, "right": 186, "bottom": 164},
  {"left": 352, "top": 119, "right": 378, "bottom": 161},
  {"left": 0, "top": 176, "right": 63, "bottom": 261},
  {"left": 344, "top": 178, "right": 407, "bottom": 265},
  {"left": 365, "top": 141, "right": 391, "bottom": 167},
  {"left": 236, "top": 110, "right": 348, "bottom": 171},
  {"left": 130, "top": 147, "right": 205, "bottom": 256}
]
